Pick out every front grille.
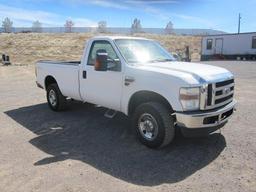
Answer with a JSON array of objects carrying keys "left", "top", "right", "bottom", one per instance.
[
  {"left": 215, "top": 94, "right": 233, "bottom": 104},
  {"left": 215, "top": 90, "right": 222, "bottom": 96},
  {"left": 207, "top": 84, "right": 213, "bottom": 105},
  {"left": 204, "top": 78, "right": 234, "bottom": 109},
  {"left": 216, "top": 79, "right": 234, "bottom": 87}
]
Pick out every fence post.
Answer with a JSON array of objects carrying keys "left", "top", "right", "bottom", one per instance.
[{"left": 185, "top": 46, "right": 191, "bottom": 62}]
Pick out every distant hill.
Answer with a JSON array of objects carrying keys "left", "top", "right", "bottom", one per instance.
[{"left": 0, "top": 27, "right": 225, "bottom": 36}]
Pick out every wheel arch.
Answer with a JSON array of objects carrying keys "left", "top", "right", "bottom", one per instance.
[
  {"left": 45, "top": 75, "right": 57, "bottom": 89},
  {"left": 127, "top": 90, "right": 173, "bottom": 116}
]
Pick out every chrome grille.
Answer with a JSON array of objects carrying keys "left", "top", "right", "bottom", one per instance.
[{"left": 201, "top": 78, "right": 234, "bottom": 110}]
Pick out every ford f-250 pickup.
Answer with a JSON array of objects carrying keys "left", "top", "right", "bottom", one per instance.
[{"left": 36, "top": 36, "right": 237, "bottom": 148}]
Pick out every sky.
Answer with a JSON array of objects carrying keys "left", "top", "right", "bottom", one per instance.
[{"left": 0, "top": 0, "right": 255, "bottom": 33}]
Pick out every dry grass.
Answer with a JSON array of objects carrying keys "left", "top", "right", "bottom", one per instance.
[{"left": 0, "top": 33, "right": 202, "bottom": 65}]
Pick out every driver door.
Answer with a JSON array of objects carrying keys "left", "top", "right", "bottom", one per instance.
[{"left": 80, "top": 40, "right": 123, "bottom": 111}]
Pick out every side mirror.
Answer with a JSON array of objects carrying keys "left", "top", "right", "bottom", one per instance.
[{"left": 95, "top": 50, "right": 108, "bottom": 71}]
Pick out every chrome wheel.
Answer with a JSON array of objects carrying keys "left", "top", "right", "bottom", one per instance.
[
  {"left": 48, "top": 89, "right": 57, "bottom": 107},
  {"left": 138, "top": 113, "right": 158, "bottom": 141}
]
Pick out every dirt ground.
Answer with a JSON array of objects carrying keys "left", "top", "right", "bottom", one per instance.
[
  {"left": 0, "top": 61, "right": 255, "bottom": 192},
  {"left": 0, "top": 33, "right": 201, "bottom": 65}
]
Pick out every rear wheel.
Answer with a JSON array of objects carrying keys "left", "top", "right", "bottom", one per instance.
[
  {"left": 132, "top": 102, "right": 175, "bottom": 148},
  {"left": 46, "top": 83, "right": 67, "bottom": 111}
]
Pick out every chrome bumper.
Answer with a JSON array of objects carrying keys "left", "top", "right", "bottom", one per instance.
[{"left": 175, "top": 100, "right": 237, "bottom": 129}]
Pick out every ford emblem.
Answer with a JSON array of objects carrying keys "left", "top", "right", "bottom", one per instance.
[{"left": 223, "top": 87, "right": 231, "bottom": 95}]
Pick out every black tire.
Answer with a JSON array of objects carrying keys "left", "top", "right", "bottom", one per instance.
[
  {"left": 131, "top": 102, "right": 175, "bottom": 148},
  {"left": 46, "top": 83, "right": 67, "bottom": 111}
]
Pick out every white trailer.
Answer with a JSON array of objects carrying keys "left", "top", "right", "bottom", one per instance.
[{"left": 201, "top": 32, "right": 256, "bottom": 60}]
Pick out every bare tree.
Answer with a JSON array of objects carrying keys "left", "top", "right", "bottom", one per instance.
[
  {"left": 64, "top": 20, "right": 74, "bottom": 33},
  {"left": 32, "top": 20, "right": 42, "bottom": 33},
  {"left": 131, "top": 18, "right": 142, "bottom": 34},
  {"left": 97, "top": 21, "right": 107, "bottom": 33},
  {"left": 165, "top": 21, "right": 173, "bottom": 34},
  {"left": 2, "top": 17, "right": 13, "bottom": 33}
]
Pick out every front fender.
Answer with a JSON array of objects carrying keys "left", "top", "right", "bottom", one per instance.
[{"left": 121, "top": 76, "right": 186, "bottom": 115}]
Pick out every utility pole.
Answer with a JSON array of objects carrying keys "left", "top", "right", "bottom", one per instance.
[{"left": 238, "top": 13, "right": 241, "bottom": 34}]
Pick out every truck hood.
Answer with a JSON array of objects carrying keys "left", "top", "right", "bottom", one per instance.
[{"left": 139, "top": 61, "right": 233, "bottom": 83}]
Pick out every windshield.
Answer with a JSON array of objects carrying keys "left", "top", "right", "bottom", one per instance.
[{"left": 115, "top": 39, "right": 176, "bottom": 64}]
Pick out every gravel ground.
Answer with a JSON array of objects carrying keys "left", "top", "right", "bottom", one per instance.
[{"left": 0, "top": 61, "right": 255, "bottom": 192}]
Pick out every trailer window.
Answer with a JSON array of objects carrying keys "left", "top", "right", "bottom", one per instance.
[
  {"left": 252, "top": 36, "right": 256, "bottom": 49},
  {"left": 206, "top": 39, "right": 213, "bottom": 50}
]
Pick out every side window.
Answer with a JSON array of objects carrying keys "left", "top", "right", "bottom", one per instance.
[
  {"left": 252, "top": 36, "right": 256, "bottom": 49},
  {"left": 206, "top": 39, "right": 213, "bottom": 50},
  {"left": 88, "top": 40, "right": 120, "bottom": 68}
]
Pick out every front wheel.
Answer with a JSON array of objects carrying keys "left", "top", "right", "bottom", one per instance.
[{"left": 132, "top": 102, "right": 175, "bottom": 148}]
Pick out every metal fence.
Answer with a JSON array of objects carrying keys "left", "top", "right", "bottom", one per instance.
[{"left": 0, "top": 27, "right": 225, "bottom": 36}]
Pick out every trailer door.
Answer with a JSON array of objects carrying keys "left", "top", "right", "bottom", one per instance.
[{"left": 215, "top": 38, "right": 223, "bottom": 54}]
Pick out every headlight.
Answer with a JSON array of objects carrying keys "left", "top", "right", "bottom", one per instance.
[{"left": 179, "top": 87, "right": 200, "bottom": 111}]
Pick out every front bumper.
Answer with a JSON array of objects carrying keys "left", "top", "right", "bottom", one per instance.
[{"left": 175, "top": 100, "right": 237, "bottom": 129}]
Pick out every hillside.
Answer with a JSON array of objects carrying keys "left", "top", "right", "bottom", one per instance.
[{"left": 0, "top": 33, "right": 202, "bottom": 65}]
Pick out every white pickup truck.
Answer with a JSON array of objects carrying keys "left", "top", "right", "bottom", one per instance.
[{"left": 36, "top": 36, "right": 236, "bottom": 148}]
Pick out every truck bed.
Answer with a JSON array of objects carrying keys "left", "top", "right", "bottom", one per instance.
[
  {"left": 38, "top": 60, "right": 81, "bottom": 66},
  {"left": 36, "top": 60, "right": 81, "bottom": 101}
]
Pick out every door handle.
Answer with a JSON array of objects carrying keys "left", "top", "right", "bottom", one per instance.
[{"left": 83, "top": 71, "right": 87, "bottom": 79}]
